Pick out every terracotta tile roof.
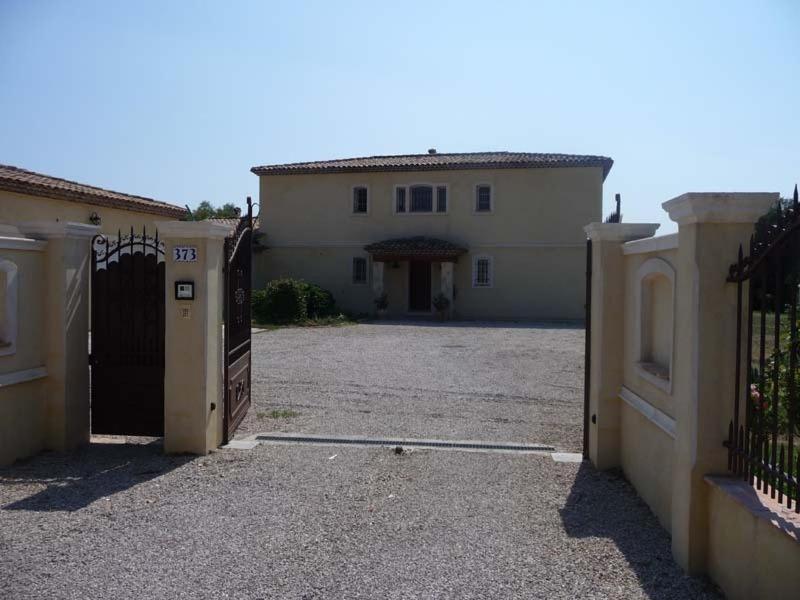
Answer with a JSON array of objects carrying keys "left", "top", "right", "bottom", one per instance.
[
  {"left": 0, "top": 164, "right": 187, "bottom": 218},
  {"left": 206, "top": 216, "right": 260, "bottom": 229},
  {"left": 364, "top": 236, "right": 467, "bottom": 261},
  {"left": 252, "top": 151, "right": 613, "bottom": 179}
]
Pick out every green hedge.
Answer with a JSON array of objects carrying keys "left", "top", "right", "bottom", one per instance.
[{"left": 252, "top": 278, "right": 337, "bottom": 324}]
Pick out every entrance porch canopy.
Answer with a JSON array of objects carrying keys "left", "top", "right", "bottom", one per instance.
[{"left": 364, "top": 236, "right": 467, "bottom": 262}]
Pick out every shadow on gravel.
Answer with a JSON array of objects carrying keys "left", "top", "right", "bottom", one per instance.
[
  {"left": 360, "top": 319, "right": 584, "bottom": 330},
  {"left": 0, "top": 440, "right": 192, "bottom": 512},
  {"left": 560, "top": 462, "right": 722, "bottom": 600}
]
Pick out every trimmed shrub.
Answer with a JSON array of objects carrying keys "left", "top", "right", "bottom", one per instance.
[
  {"left": 303, "top": 282, "right": 336, "bottom": 318},
  {"left": 255, "top": 278, "right": 308, "bottom": 323},
  {"left": 252, "top": 278, "right": 338, "bottom": 324}
]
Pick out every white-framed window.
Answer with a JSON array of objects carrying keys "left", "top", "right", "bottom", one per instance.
[
  {"left": 472, "top": 255, "right": 493, "bottom": 288},
  {"left": 352, "top": 185, "right": 369, "bottom": 215},
  {"left": 352, "top": 256, "right": 368, "bottom": 285},
  {"left": 0, "top": 259, "right": 18, "bottom": 356},
  {"left": 634, "top": 257, "right": 675, "bottom": 393},
  {"left": 394, "top": 184, "right": 448, "bottom": 214},
  {"left": 475, "top": 183, "right": 493, "bottom": 213}
]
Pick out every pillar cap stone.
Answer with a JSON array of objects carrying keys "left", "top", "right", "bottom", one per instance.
[
  {"left": 584, "top": 222, "right": 660, "bottom": 243},
  {"left": 155, "top": 220, "right": 233, "bottom": 239},
  {"left": 662, "top": 192, "right": 778, "bottom": 225},
  {"left": 17, "top": 221, "right": 100, "bottom": 240}
]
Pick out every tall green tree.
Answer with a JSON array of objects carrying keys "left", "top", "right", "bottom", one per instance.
[{"left": 191, "top": 201, "right": 241, "bottom": 220}]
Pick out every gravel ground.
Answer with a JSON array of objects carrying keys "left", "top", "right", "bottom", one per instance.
[
  {"left": 0, "top": 441, "right": 721, "bottom": 599},
  {"left": 240, "top": 322, "right": 585, "bottom": 451}
]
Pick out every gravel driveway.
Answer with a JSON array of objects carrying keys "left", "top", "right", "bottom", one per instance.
[
  {"left": 0, "top": 440, "right": 720, "bottom": 599},
  {"left": 0, "top": 322, "right": 722, "bottom": 598},
  {"left": 240, "top": 322, "right": 585, "bottom": 451}
]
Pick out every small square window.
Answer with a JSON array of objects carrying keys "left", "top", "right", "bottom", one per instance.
[
  {"left": 396, "top": 187, "right": 406, "bottom": 213},
  {"left": 476, "top": 185, "right": 492, "bottom": 212},
  {"left": 353, "top": 187, "right": 368, "bottom": 214},
  {"left": 473, "top": 256, "right": 492, "bottom": 287},
  {"left": 436, "top": 186, "right": 447, "bottom": 213},
  {"left": 352, "top": 257, "right": 368, "bottom": 284}
]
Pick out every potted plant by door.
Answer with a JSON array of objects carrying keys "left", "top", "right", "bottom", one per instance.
[
  {"left": 432, "top": 293, "right": 450, "bottom": 321},
  {"left": 374, "top": 292, "right": 388, "bottom": 318}
]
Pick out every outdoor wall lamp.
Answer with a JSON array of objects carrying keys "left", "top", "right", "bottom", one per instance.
[{"left": 88, "top": 212, "right": 101, "bottom": 226}]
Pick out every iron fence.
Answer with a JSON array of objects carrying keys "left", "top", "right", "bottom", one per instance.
[{"left": 726, "top": 185, "right": 800, "bottom": 511}]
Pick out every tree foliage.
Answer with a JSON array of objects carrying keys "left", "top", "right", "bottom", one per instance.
[{"left": 191, "top": 201, "right": 241, "bottom": 220}]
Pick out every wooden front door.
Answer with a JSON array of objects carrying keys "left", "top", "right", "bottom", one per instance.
[{"left": 408, "top": 261, "right": 431, "bottom": 312}]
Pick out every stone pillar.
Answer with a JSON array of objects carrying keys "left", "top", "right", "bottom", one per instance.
[
  {"left": 662, "top": 193, "right": 777, "bottom": 573},
  {"left": 156, "top": 220, "right": 231, "bottom": 455},
  {"left": 440, "top": 261, "right": 454, "bottom": 317},
  {"left": 18, "top": 221, "right": 99, "bottom": 452},
  {"left": 583, "top": 223, "right": 660, "bottom": 469},
  {"left": 372, "top": 260, "right": 384, "bottom": 296}
]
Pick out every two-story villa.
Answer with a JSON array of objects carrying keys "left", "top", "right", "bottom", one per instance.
[{"left": 250, "top": 150, "right": 613, "bottom": 320}]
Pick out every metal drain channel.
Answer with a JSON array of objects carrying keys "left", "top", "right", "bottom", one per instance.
[{"left": 255, "top": 434, "right": 554, "bottom": 453}]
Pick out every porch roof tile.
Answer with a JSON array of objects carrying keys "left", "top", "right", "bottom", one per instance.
[{"left": 364, "top": 236, "right": 467, "bottom": 261}]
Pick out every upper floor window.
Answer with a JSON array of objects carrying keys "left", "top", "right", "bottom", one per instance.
[
  {"left": 472, "top": 255, "right": 493, "bottom": 288},
  {"left": 352, "top": 257, "right": 368, "bottom": 284},
  {"left": 395, "top": 185, "right": 447, "bottom": 214},
  {"left": 475, "top": 184, "right": 492, "bottom": 213},
  {"left": 352, "top": 186, "right": 368, "bottom": 214}
]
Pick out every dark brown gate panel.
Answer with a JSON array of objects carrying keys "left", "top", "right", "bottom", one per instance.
[
  {"left": 223, "top": 198, "right": 254, "bottom": 443},
  {"left": 409, "top": 260, "right": 431, "bottom": 311},
  {"left": 90, "top": 230, "right": 165, "bottom": 436}
]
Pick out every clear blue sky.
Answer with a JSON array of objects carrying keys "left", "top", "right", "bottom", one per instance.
[{"left": 1, "top": 1, "right": 798, "bottom": 233}]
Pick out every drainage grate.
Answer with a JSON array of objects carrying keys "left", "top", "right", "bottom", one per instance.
[{"left": 255, "top": 434, "right": 554, "bottom": 453}]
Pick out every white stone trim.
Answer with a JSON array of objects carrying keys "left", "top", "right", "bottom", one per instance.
[
  {"left": 633, "top": 256, "right": 676, "bottom": 394},
  {"left": 18, "top": 221, "right": 99, "bottom": 240},
  {"left": 622, "top": 233, "right": 678, "bottom": 255},
  {"left": 584, "top": 222, "right": 660, "bottom": 242},
  {"left": 619, "top": 386, "right": 676, "bottom": 439},
  {"left": 662, "top": 192, "right": 778, "bottom": 225},
  {"left": 0, "top": 236, "right": 47, "bottom": 252},
  {"left": 0, "top": 366, "right": 47, "bottom": 388},
  {"left": 0, "top": 259, "right": 18, "bottom": 356},
  {"left": 155, "top": 221, "right": 233, "bottom": 239}
]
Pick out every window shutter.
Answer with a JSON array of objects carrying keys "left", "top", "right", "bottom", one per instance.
[
  {"left": 436, "top": 186, "right": 447, "bottom": 212},
  {"left": 396, "top": 187, "right": 406, "bottom": 212}
]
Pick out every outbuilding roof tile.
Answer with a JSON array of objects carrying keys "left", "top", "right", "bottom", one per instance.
[{"left": 0, "top": 164, "right": 187, "bottom": 218}]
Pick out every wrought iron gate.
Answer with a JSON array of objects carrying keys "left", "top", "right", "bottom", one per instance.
[
  {"left": 223, "top": 198, "right": 254, "bottom": 442},
  {"left": 725, "top": 186, "right": 800, "bottom": 511},
  {"left": 90, "top": 229, "right": 165, "bottom": 436}
]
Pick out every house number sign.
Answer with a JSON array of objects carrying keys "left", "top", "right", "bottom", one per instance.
[{"left": 173, "top": 246, "right": 198, "bottom": 262}]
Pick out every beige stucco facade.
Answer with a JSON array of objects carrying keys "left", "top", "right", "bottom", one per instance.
[
  {"left": 0, "top": 222, "right": 98, "bottom": 466},
  {"left": 586, "top": 193, "right": 800, "bottom": 599},
  {"left": 254, "top": 166, "right": 604, "bottom": 320},
  {"left": 0, "top": 189, "right": 178, "bottom": 235}
]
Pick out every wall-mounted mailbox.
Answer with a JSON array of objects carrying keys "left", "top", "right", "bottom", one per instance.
[{"left": 175, "top": 281, "right": 195, "bottom": 300}]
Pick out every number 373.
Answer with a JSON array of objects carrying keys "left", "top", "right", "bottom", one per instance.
[{"left": 173, "top": 247, "right": 197, "bottom": 262}]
